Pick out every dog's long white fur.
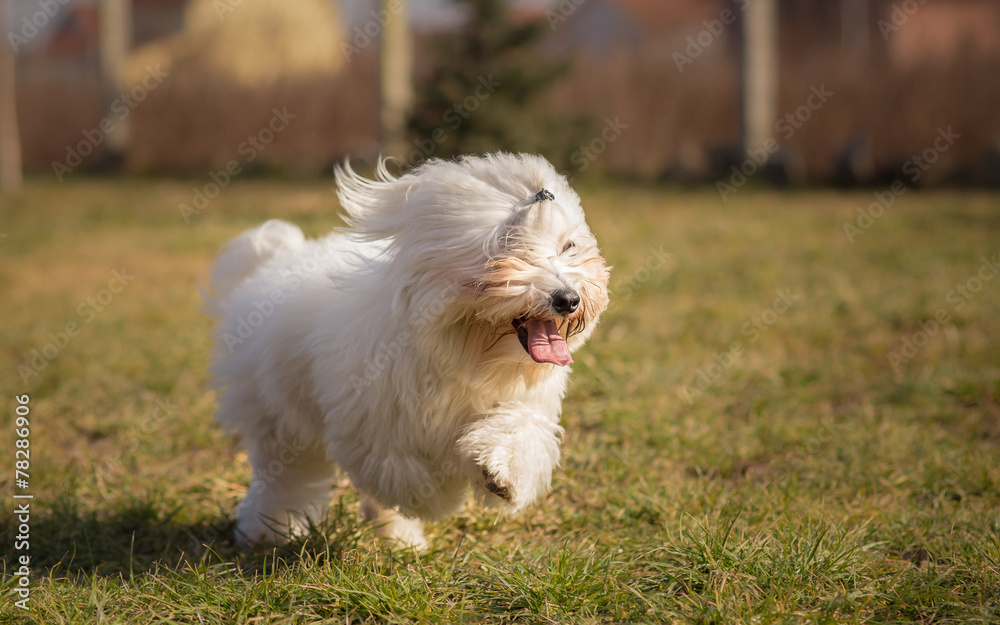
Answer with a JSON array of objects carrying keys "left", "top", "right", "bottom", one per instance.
[{"left": 205, "top": 153, "right": 609, "bottom": 548}]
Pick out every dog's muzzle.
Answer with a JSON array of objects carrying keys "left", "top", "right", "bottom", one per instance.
[
  {"left": 550, "top": 289, "right": 580, "bottom": 315},
  {"left": 511, "top": 289, "right": 579, "bottom": 367}
]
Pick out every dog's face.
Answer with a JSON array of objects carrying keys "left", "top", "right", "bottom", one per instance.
[
  {"left": 472, "top": 190, "right": 610, "bottom": 367},
  {"left": 336, "top": 154, "right": 610, "bottom": 369}
]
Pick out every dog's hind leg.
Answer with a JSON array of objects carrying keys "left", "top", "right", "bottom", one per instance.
[
  {"left": 234, "top": 437, "right": 336, "bottom": 547},
  {"left": 359, "top": 495, "right": 428, "bottom": 551}
]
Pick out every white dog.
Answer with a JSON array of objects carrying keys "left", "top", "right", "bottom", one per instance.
[{"left": 205, "top": 153, "right": 610, "bottom": 549}]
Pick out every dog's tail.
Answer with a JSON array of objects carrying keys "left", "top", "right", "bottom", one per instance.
[{"left": 202, "top": 219, "right": 304, "bottom": 315}]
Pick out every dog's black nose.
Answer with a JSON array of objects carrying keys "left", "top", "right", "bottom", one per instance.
[{"left": 550, "top": 289, "right": 581, "bottom": 315}]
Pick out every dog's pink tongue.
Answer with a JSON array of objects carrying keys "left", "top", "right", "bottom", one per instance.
[{"left": 526, "top": 319, "right": 573, "bottom": 366}]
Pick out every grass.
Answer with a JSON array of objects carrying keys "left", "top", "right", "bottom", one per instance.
[{"left": 1, "top": 177, "right": 999, "bottom": 623}]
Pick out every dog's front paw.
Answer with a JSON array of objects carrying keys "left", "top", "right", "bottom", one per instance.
[
  {"left": 456, "top": 406, "right": 564, "bottom": 513},
  {"left": 471, "top": 446, "right": 545, "bottom": 511},
  {"left": 464, "top": 449, "right": 546, "bottom": 512},
  {"left": 482, "top": 467, "right": 512, "bottom": 502}
]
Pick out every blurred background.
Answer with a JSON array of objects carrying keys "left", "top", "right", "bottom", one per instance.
[{"left": 1, "top": 0, "right": 999, "bottom": 187}]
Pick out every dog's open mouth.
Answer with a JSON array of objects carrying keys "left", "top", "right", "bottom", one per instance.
[{"left": 512, "top": 316, "right": 574, "bottom": 366}]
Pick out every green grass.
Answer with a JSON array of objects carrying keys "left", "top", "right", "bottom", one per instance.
[{"left": 1, "top": 178, "right": 999, "bottom": 623}]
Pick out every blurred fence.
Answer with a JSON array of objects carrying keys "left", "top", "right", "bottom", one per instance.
[
  {"left": 11, "top": 0, "right": 1000, "bottom": 185},
  {"left": 552, "top": 42, "right": 1000, "bottom": 185}
]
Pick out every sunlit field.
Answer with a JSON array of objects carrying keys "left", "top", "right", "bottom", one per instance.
[{"left": 1, "top": 178, "right": 998, "bottom": 623}]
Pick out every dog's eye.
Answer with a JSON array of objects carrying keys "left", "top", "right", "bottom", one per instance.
[{"left": 561, "top": 241, "right": 576, "bottom": 254}]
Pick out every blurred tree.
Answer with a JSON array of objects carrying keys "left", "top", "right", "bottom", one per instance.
[
  {"left": 408, "top": 0, "right": 585, "bottom": 169},
  {"left": 0, "top": 0, "right": 22, "bottom": 191}
]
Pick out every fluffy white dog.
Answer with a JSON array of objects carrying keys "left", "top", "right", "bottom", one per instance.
[{"left": 205, "top": 153, "right": 610, "bottom": 549}]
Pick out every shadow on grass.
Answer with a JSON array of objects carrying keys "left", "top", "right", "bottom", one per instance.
[{"left": 0, "top": 495, "right": 366, "bottom": 579}]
